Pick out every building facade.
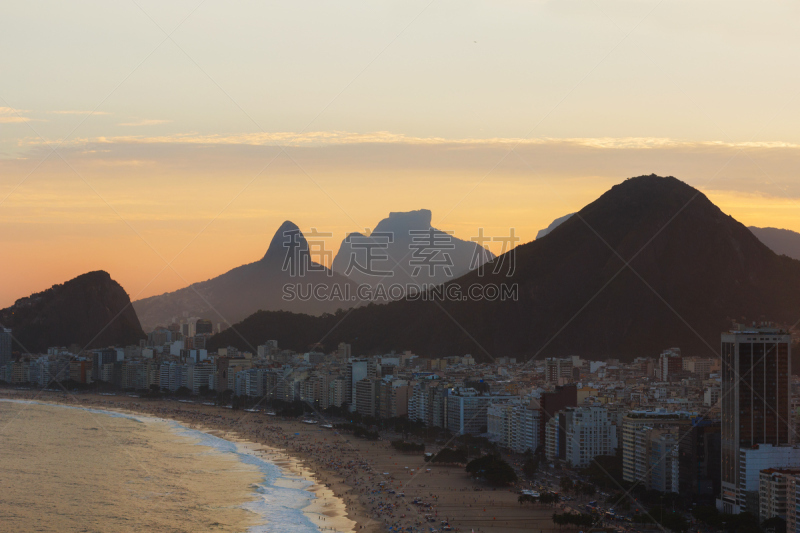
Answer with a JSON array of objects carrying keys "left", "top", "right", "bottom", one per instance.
[{"left": 720, "top": 328, "right": 792, "bottom": 513}]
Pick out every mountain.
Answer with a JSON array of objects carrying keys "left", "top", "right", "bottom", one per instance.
[
  {"left": 0, "top": 271, "right": 144, "bottom": 353},
  {"left": 750, "top": 227, "right": 800, "bottom": 261},
  {"left": 536, "top": 213, "right": 574, "bottom": 239},
  {"left": 133, "top": 221, "right": 358, "bottom": 331},
  {"left": 207, "top": 175, "right": 800, "bottom": 362},
  {"left": 331, "top": 209, "right": 494, "bottom": 290}
]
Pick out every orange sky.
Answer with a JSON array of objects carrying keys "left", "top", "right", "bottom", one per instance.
[
  {"left": 2, "top": 136, "right": 799, "bottom": 309},
  {"left": 3, "top": 2, "right": 800, "bottom": 308}
]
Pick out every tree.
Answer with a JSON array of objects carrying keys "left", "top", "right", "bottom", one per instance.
[
  {"left": 427, "top": 447, "right": 468, "bottom": 464},
  {"left": 523, "top": 457, "right": 539, "bottom": 479},
  {"left": 465, "top": 454, "right": 518, "bottom": 486},
  {"left": 632, "top": 507, "right": 688, "bottom": 533},
  {"left": 465, "top": 381, "right": 490, "bottom": 393},
  {"left": 560, "top": 476, "right": 574, "bottom": 493},
  {"left": 539, "top": 492, "right": 560, "bottom": 506},
  {"left": 552, "top": 512, "right": 594, "bottom": 527},
  {"left": 391, "top": 440, "right": 425, "bottom": 453},
  {"left": 762, "top": 517, "right": 786, "bottom": 533},
  {"left": 580, "top": 448, "right": 628, "bottom": 491}
]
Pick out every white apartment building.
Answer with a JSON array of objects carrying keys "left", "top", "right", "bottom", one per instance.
[
  {"left": 648, "top": 430, "right": 679, "bottom": 493},
  {"left": 487, "top": 403, "right": 514, "bottom": 448},
  {"left": 621, "top": 410, "right": 694, "bottom": 483},
  {"left": 511, "top": 404, "right": 541, "bottom": 454},
  {"left": 545, "top": 414, "right": 560, "bottom": 461},
  {"left": 445, "top": 387, "right": 518, "bottom": 435},
  {"left": 325, "top": 377, "right": 346, "bottom": 408},
  {"left": 564, "top": 406, "right": 618, "bottom": 468},
  {"left": 487, "top": 401, "right": 541, "bottom": 453},
  {"left": 190, "top": 364, "right": 215, "bottom": 395},
  {"left": 703, "top": 386, "right": 721, "bottom": 407},
  {"left": 733, "top": 444, "right": 800, "bottom": 515},
  {"left": 758, "top": 469, "right": 800, "bottom": 523}
]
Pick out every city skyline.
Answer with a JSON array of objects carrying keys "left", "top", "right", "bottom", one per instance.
[{"left": 5, "top": 3, "right": 800, "bottom": 532}]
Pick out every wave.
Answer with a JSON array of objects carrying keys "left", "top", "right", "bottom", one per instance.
[
  {"left": 168, "top": 423, "right": 322, "bottom": 533},
  {"left": 0, "top": 399, "right": 323, "bottom": 533}
]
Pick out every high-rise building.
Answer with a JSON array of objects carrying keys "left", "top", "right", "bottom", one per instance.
[
  {"left": 445, "top": 387, "right": 518, "bottom": 435},
  {"left": 545, "top": 358, "right": 576, "bottom": 384},
  {"left": 648, "top": 430, "right": 680, "bottom": 493},
  {"left": 337, "top": 342, "right": 352, "bottom": 359},
  {"left": 376, "top": 378, "right": 409, "bottom": 419},
  {"left": 91, "top": 348, "right": 118, "bottom": 381},
  {"left": 758, "top": 468, "right": 800, "bottom": 523},
  {"left": 346, "top": 359, "right": 368, "bottom": 411},
  {"left": 564, "top": 406, "right": 618, "bottom": 468},
  {"left": 678, "top": 418, "right": 721, "bottom": 500},
  {"left": 720, "top": 327, "right": 792, "bottom": 514},
  {"left": 195, "top": 319, "right": 213, "bottom": 335},
  {"left": 487, "top": 400, "right": 542, "bottom": 454},
  {"left": 683, "top": 357, "right": 714, "bottom": 377},
  {"left": 545, "top": 406, "right": 617, "bottom": 466},
  {"left": 657, "top": 348, "right": 683, "bottom": 381},
  {"left": 538, "top": 384, "right": 577, "bottom": 450},
  {"left": 736, "top": 444, "right": 800, "bottom": 516},
  {"left": 355, "top": 377, "right": 379, "bottom": 418},
  {"left": 0, "top": 327, "right": 12, "bottom": 365},
  {"left": 621, "top": 410, "right": 695, "bottom": 484}
]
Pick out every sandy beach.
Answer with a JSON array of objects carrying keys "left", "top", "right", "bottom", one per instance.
[{"left": 0, "top": 389, "right": 561, "bottom": 533}]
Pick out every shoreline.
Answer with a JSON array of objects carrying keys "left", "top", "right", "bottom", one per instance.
[
  {"left": 0, "top": 390, "right": 378, "bottom": 533},
  {"left": 0, "top": 395, "right": 357, "bottom": 533},
  {"left": 1, "top": 389, "right": 561, "bottom": 533},
  {"left": 165, "top": 420, "right": 356, "bottom": 533}
]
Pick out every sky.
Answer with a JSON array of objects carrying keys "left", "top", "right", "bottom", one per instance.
[{"left": 2, "top": 0, "right": 800, "bottom": 308}]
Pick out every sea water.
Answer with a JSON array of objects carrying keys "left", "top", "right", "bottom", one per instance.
[{"left": 0, "top": 399, "right": 324, "bottom": 533}]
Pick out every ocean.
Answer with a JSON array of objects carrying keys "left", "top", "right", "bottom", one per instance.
[{"left": 0, "top": 399, "right": 326, "bottom": 533}]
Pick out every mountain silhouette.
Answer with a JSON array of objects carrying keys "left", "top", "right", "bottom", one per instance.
[
  {"left": 133, "top": 221, "right": 357, "bottom": 331},
  {"left": 331, "top": 209, "right": 494, "bottom": 292},
  {"left": 0, "top": 271, "right": 145, "bottom": 353},
  {"left": 750, "top": 226, "right": 800, "bottom": 261},
  {"left": 207, "top": 175, "right": 800, "bottom": 361}
]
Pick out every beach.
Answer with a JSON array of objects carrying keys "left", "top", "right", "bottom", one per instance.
[{"left": 0, "top": 389, "right": 561, "bottom": 532}]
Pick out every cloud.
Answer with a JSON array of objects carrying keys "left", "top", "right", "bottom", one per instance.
[
  {"left": 0, "top": 107, "right": 44, "bottom": 124},
  {"left": 117, "top": 119, "right": 172, "bottom": 127},
  {"left": 50, "top": 110, "right": 112, "bottom": 115},
  {"left": 22, "top": 129, "right": 800, "bottom": 151}
]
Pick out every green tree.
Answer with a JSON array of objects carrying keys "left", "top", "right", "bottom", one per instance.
[
  {"left": 522, "top": 457, "right": 539, "bottom": 479},
  {"left": 465, "top": 454, "right": 518, "bottom": 486},
  {"left": 762, "top": 517, "right": 787, "bottom": 533}
]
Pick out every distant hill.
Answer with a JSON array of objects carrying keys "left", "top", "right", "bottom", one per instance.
[
  {"left": 208, "top": 175, "right": 800, "bottom": 362},
  {"left": 536, "top": 213, "right": 574, "bottom": 239},
  {"left": 133, "top": 221, "right": 358, "bottom": 331},
  {"left": 331, "top": 209, "right": 494, "bottom": 291},
  {"left": 0, "top": 271, "right": 144, "bottom": 353},
  {"left": 750, "top": 226, "right": 800, "bottom": 261}
]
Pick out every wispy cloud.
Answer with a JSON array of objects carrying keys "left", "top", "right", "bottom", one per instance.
[
  {"left": 0, "top": 107, "right": 45, "bottom": 124},
  {"left": 22, "top": 130, "right": 800, "bottom": 150},
  {"left": 117, "top": 119, "right": 172, "bottom": 127},
  {"left": 50, "top": 110, "right": 112, "bottom": 115}
]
